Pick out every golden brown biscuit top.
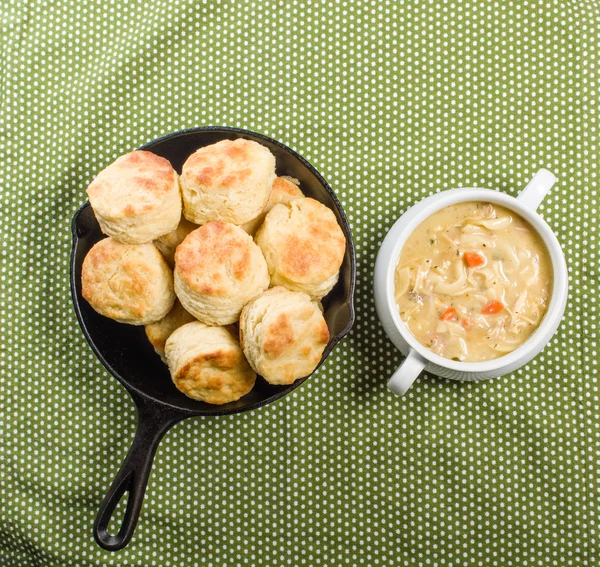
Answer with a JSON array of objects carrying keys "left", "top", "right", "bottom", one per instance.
[
  {"left": 263, "top": 308, "right": 330, "bottom": 359},
  {"left": 259, "top": 198, "right": 346, "bottom": 285},
  {"left": 181, "top": 138, "right": 270, "bottom": 189},
  {"left": 239, "top": 286, "right": 330, "bottom": 385},
  {"left": 262, "top": 311, "right": 296, "bottom": 357},
  {"left": 82, "top": 238, "right": 172, "bottom": 321},
  {"left": 253, "top": 287, "right": 330, "bottom": 358},
  {"left": 175, "top": 221, "right": 258, "bottom": 296},
  {"left": 86, "top": 150, "right": 177, "bottom": 218},
  {"left": 176, "top": 343, "right": 244, "bottom": 382},
  {"left": 241, "top": 176, "right": 304, "bottom": 235},
  {"left": 166, "top": 322, "right": 256, "bottom": 405},
  {"left": 272, "top": 176, "right": 302, "bottom": 199}
]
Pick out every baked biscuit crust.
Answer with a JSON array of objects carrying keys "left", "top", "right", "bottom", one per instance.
[
  {"left": 86, "top": 150, "right": 181, "bottom": 244},
  {"left": 174, "top": 221, "right": 270, "bottom": 325},
  {"left": 165, "top": 321, "right": 256, "bottom": 404},
  {"left": 240, "top": 286, "right": 330, "bottom": 385},
  {"left": 82, "top": 238, "right": 175, "bottom": 325},
  {"left": 145, "top": 300, "right": 196, "bottom": 361},
  {"left": 153, "top": 217, "right": 198, "bottom": 267},
  {"left": 255, "top": 198, "right": 346, "bottom": 299},
  {"left": 180, "top": 139, "right": 276, "bottom": 225},
  {"left": 241, "top": 176, "right": 304, "bottom": 236}
]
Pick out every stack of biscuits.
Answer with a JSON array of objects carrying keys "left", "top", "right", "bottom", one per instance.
[{"left": 81, "top": 139, "right": 346, "bottom": 405}]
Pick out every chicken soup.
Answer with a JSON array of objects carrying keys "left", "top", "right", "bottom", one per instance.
[{"left": 394, "top": 202, "right": 553, "bottom": 362}]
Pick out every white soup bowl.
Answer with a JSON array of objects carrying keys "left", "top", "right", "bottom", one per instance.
[{"left": 373, "top": 169, "right": 568, "bottom": 395}]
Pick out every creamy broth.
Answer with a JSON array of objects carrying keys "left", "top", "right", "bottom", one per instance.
[{"left": 394, "top": 202, "right": 553, "bottom": 362}]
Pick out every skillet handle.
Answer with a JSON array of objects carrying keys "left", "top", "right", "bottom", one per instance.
[{"left": 93, "top": 395, "right": 184, "bottom": 551}]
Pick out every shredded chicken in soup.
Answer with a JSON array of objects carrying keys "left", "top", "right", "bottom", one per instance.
[{"left": 394, "top": 202, "right": 553, "bottom": 362}]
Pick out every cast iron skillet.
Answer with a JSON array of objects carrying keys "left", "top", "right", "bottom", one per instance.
[{"left": 70, "top": 126, "right": 356, "bottom": 552}]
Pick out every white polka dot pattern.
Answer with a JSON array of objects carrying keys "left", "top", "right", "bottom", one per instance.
[{"left": 0, "top": 0, "right": 598, "bottom": 565}]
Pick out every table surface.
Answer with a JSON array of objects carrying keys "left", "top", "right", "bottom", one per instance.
[{"left": 1, "top": 1, "right": 598, "bottom": 565}]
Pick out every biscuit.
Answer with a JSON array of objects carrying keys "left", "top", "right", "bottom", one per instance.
[
  {"left": 86, "top": 150, "right": 181, "bottom": 244},
  {"left": 254, "top": 198, "right": 346, "bottom": 299},
  {"left": 241, "top": 176, "right": 304, "bottom": 236},
  {"left": 154, "top": 217, "right": 198, "bottom": 267},
  {"left": 82, "top": 238, "right": 175, "bottom": 325},
  {"left": 174, "top": 221, "right": 270, "bottom": 325},
  {"left": 180, "top": 139, "right": 276, "bottom": 225},
  {"left": 240, "top": 287, "right": 330, "bottom": 385},
  {"left": 165, "top": 321, "right": 256, "bottom": 405},
  {"left": 145, "top": 300, "right": 196, "bottom": 361}
]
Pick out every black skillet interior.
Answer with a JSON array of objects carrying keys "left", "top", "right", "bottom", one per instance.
[{"left": 71, "top": 126, "right": 356, "bottom": 416}]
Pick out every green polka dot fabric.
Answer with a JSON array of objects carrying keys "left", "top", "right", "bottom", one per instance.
[{"left": 1, "top": 0, "right": 598, "bottom": 565}]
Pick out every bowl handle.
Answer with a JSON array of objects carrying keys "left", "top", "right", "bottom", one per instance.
[
  {"left": 517, "top": 168, "right": 557, "bottom": 210},
  {"left": 387, "top": 350, "right": 426, "bottom": 395},
  {"left": 93, "top": 394, "right": 186, "bottom": 551}
]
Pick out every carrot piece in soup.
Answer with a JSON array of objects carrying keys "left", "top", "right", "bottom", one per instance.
[
  {"left": 440, "top": 307, "right": 457, "bottom": 321},
  {"left": 463, "top": 251, "right": 485, "bottom": 267},
  {"left": 461, "top": 318, "right": 474, "bottom": 330},
  {"left": 482, "top": 300, "right": 504, "bottom": 314}
]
